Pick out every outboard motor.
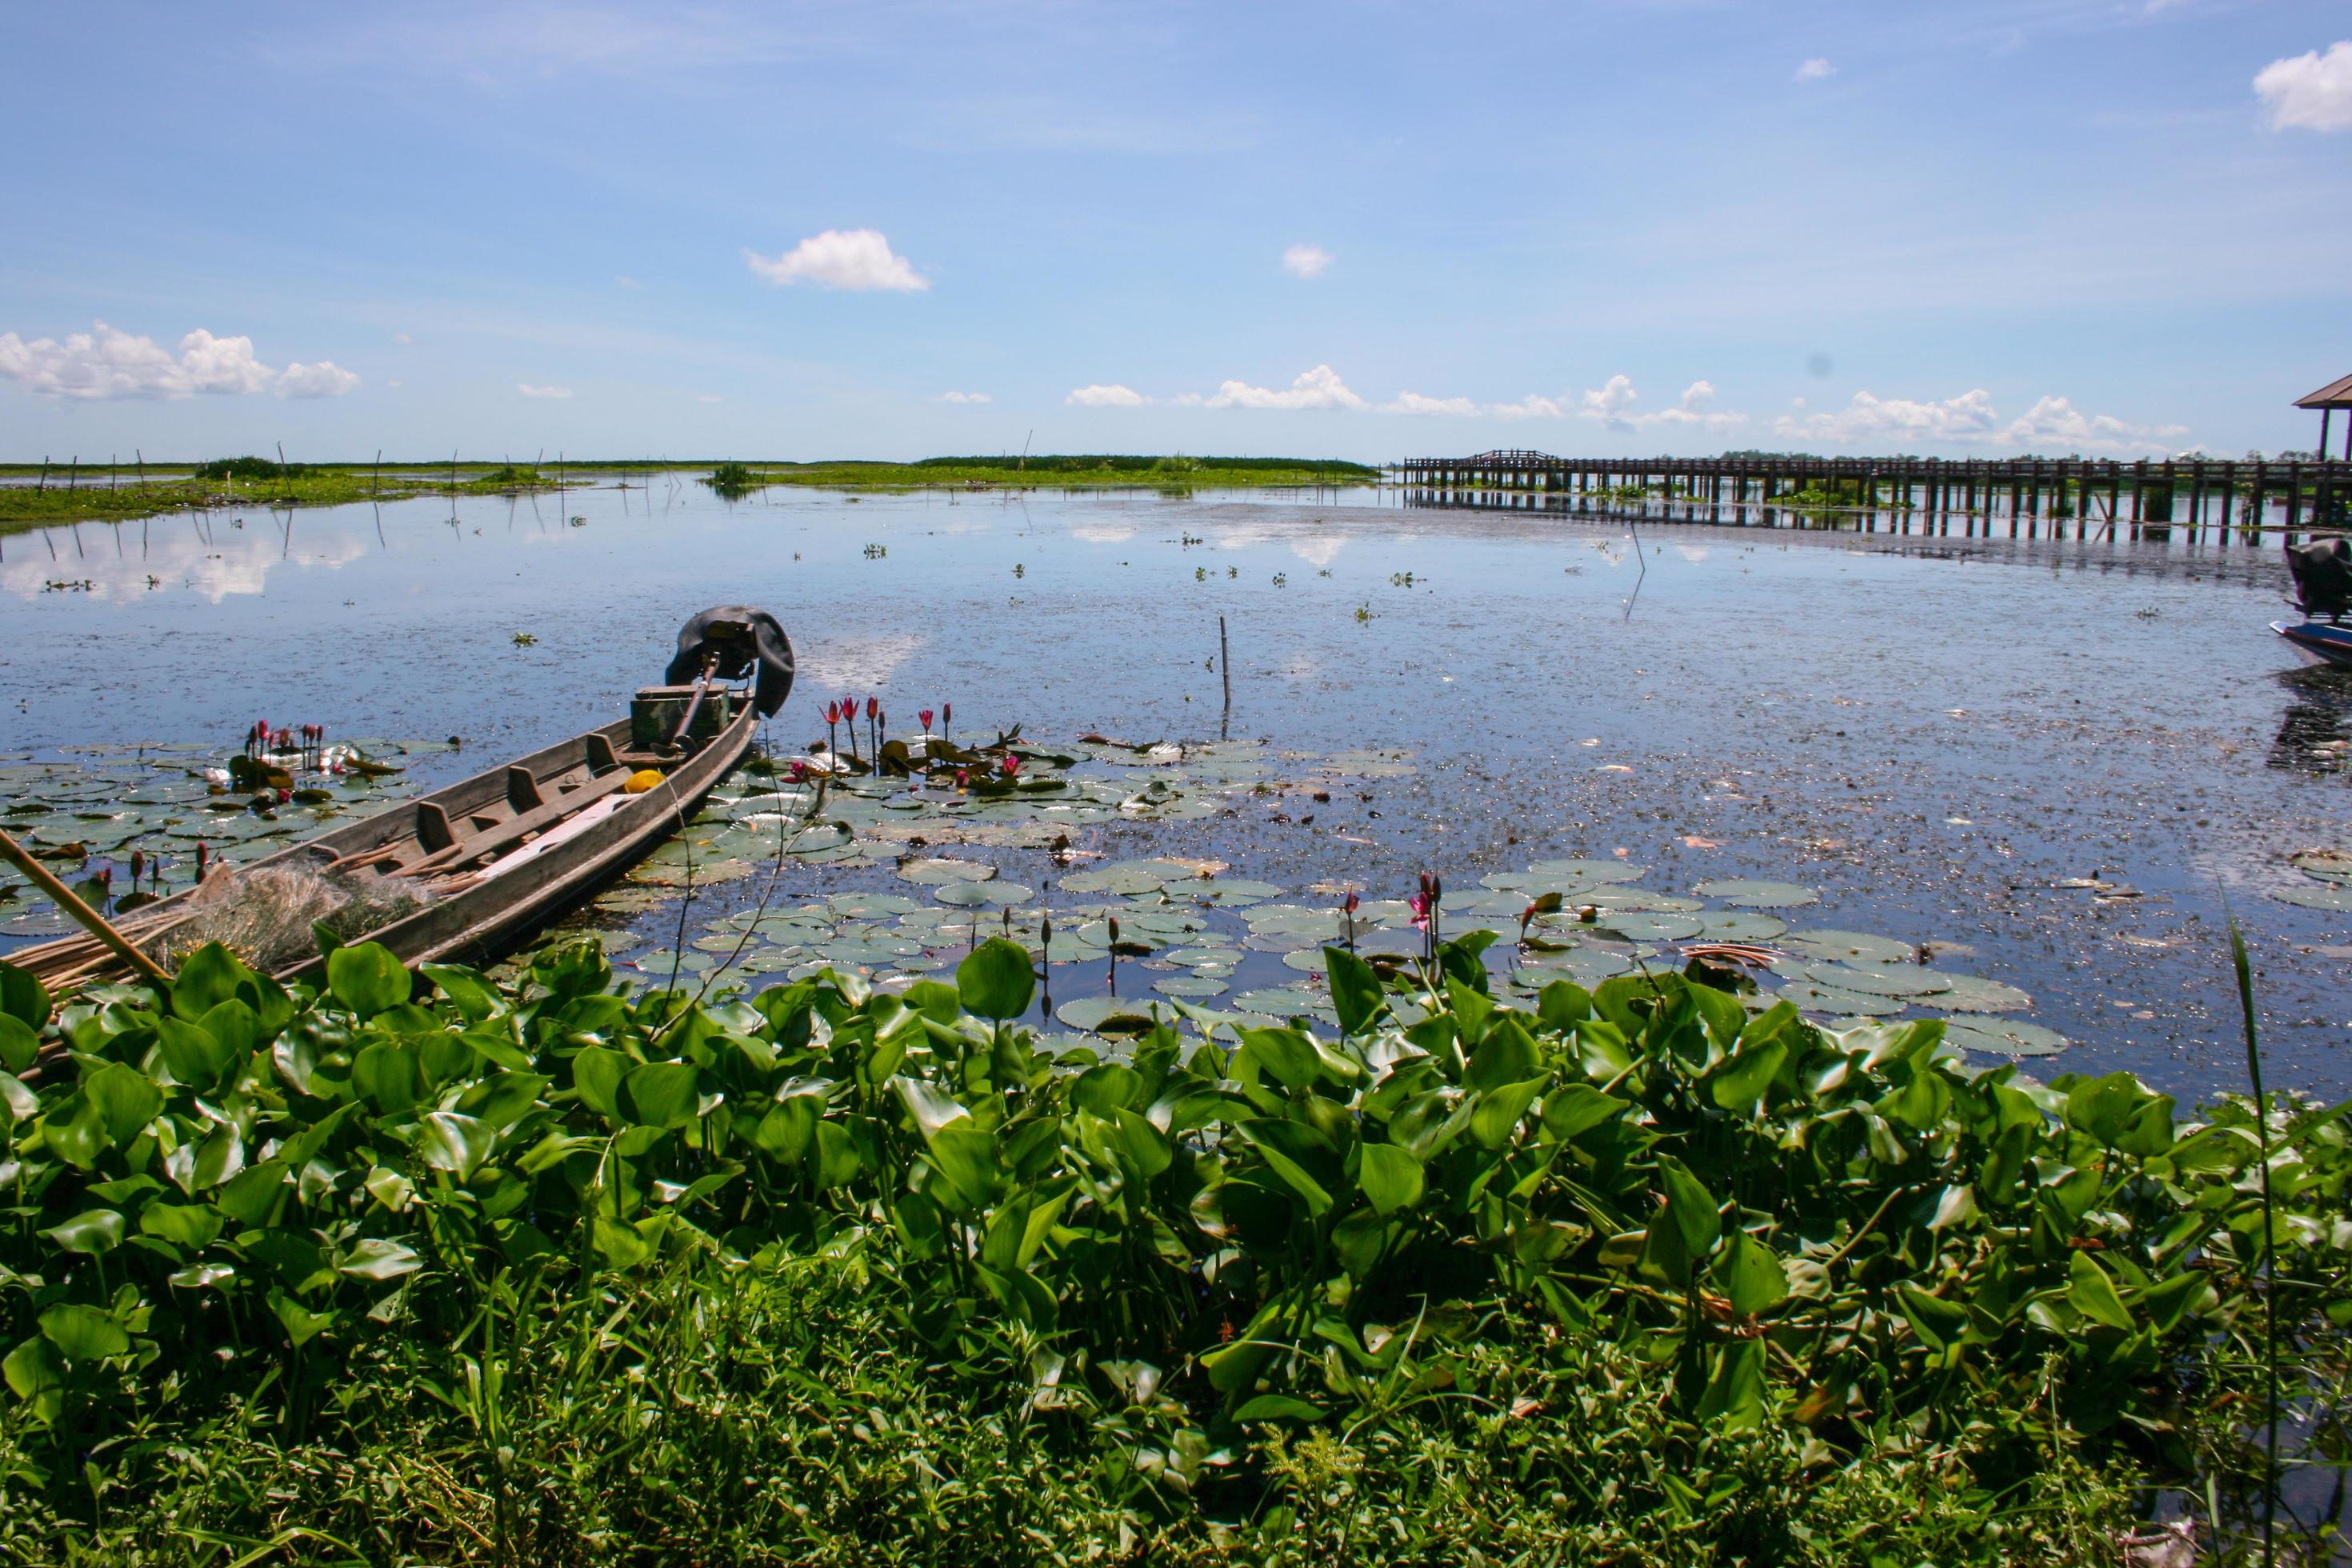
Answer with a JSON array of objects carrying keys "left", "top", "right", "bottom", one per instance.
[
  {"left": 666, "top": 606, "right": 795, "bottom": 716},
  {"left": 2286, "top": 537, "right": 2352, "bottom": 621}
]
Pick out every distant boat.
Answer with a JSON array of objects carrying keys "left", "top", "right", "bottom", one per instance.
[
  {"left": 2277, "top": 537, "right": 2352, "bottom": 668},
  {"left": 11, "top": 606, "right": 792, "bottom": 994}
]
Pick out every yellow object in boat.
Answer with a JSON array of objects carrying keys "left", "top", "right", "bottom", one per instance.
[{"left": 624, "top": 769, "right": 666, "bottom": 794}]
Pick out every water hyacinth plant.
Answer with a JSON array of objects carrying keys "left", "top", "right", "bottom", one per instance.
[{"left": 0, "top": 930, "right": 2343, "bottom": 1561}]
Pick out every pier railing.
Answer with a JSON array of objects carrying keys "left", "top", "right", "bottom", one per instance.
[{"left": 1390, "top": 454, "right": 2350, "bottom": 542}]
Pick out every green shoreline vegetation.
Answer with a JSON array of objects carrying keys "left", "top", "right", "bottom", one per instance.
[
  {"left": 0, "top": 455, "right": 1380, "bottom": 531},
  {"left": 0, "top": 930, "right": 2342, "bottom": 1562},
  {"left": 704, "top": 454, "right": 1382, "bottom": 496}
]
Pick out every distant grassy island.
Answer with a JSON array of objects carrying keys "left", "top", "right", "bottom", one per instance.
[
  {"left": 0, "top": 457, "right": 598, "bottom": 533},
  {"left": 0, "top": 454, "right": 1379, "bottom": 530},
  {"left": 702, "top": 454, "right": 1382, "bottom": 495}
]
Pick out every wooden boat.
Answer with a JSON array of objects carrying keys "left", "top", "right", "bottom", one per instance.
[
  {"left": 10, "top": 606, "right": 793, "bottom": 991},
  {"left": 2279, "top": 538, "right": 2352, "bottom": 668},
  {"left": 2276, "top": 618, "right": 2352, "bottom": 668}
]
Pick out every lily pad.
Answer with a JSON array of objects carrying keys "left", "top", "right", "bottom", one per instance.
[
  {"left": 933, "top": 880, "right": 1035, "bottom": 908},
  {"left": 1783, "top": 930, "right": 1917, "bottom": 965},
  {"left": 1595, "top": 912, "right": 1705, "bottom": 943},
  {"left": 1695, "top": 911, "right": 1789, "bottom": 942},
  {"left": 898, "top": 858, "right": 995, "bottom": 886},
  {"left": 1941, "top": 1018, "right": 2068, "bottom": 1058},
  {"left": 1694, "top": 878, "right": 1818, "bottom": 910},
  {"left": 1152, "top": 974, "right": 1231, "bottom": 998},
  {"left": 1527, "top": 858, "right": 1645, "bottom": 884},
  {"left": 1930, "top": 974, "right": 2034, "bottom": 1014},
  {"left": 1803, "top": 961, "right": 1953, "bottom": 999},
  {"left": 1775, "top": 981, "right": 1905, "bottom": 1017},
  {"left": 1056, "top": 995, "right": 1163, "bottom": 1035},
  {"left": 2270, "top": 882, "right": 2352, "bottom": 913},
  {"left": 1191, "top": 878, "right": 1284, "bottom": 906}
]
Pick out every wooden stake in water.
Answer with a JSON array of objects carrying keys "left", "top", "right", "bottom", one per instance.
[
  {"left": 1219, "top": 616, "right": 1231, "bottom": 711},
  {"left": 0, "top": 827, "right": 173, "bottom": 987}
]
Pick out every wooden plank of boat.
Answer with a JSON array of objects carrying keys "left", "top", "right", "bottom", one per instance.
[
  {"left": 2274, "top": 619, "right": 2352, "bottom": 668},
  {"left": 7, "top": 604, "right": 795, "bottom": 993},
  {"left": 5, "top": 700, "right": 758, "bottom": 990}
]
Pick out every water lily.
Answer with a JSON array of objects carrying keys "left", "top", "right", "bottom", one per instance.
[
  {"left": 195, "top": 842, "right": 208, "bottom": 881},
  {"left": 919, "top": 709, "right": 934, "bottom": 733},
  {"left": 1342, "top": 890, "right": 1360, "bottom": 952},
  {"left": 822, "top": 702, "right": 841, "bottom": 758},
  {"left": 941, "top": 702, "right": 952, "bottom": 746},
  {"left": 1107, "top": 915, "right": 1121, "bottom": 994},
  {"left": 1001, "top": 754, "right": 1022, "bottom": 778}
]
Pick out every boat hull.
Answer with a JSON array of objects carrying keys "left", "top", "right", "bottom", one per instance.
[
  {"left": 10, "top": 700, "right": 758, "bottom": 986},
  {"left": 2275, "top": 619, "right": 2352, "bottom": 669}
]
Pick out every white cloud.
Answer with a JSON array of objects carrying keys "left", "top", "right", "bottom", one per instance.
[
  {"left": 696, "top": 394, "right": 723, "bottom": 403},
  {"left": 615, "top": 274, "right": 642, "bottom": 289},
  {"left": 276, "top": 360, "right": 362, "bottom": 398},
  {"left": 2255, "top": 42, "right": 2352, "bottom": 131},
  {"left": 391, "top": 331, "right": 414, "bottom": 346},
  {"left": 935, "top": 390, "right": 992, "bottom": 404},
  {"left": 1382, "top": 390, "right": 1480, "bottom": 416},
  {"left": 1492, "top": 394, "right": 1568, "bottom": 420},
  {"left": 518, "top": 383, "right": 574, "bottom": 399},
  {"left": 746, "top": 228, "right": 928, "bottom": 291},
  {"left": 1771, "top": 388, "right": 2184, "bottom": 452},
  {"left": 1282, "top": 242, "right": 1333, "bottom": 279},
  {"left": 0, "top": 321, "right": 358, "bottom": 400},
  {"left": 1068, "top": 382, "right": 1147, "bottom": 406},
  {"left": 1797, "top": 58, "right": 1836, "bottom": 81},
  {"left": 1203, "top": 363, "right": 1366, "bottom": 410},
  {"left": 1574, "top": 374, "right": 1748, "bottom": 432}
]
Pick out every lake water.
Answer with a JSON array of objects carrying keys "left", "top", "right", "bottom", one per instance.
[{"left": 3, "top": 475, "right": 2347, "bottom": 1104}]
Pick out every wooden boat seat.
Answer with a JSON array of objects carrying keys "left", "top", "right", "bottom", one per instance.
[
  {"left": 507, "top": 766, "right": 545, "bottom": 812},
  {"left": 406, "top": 765, "right": 639, "bottom": 878}
]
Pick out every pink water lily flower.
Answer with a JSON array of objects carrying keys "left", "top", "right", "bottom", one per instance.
[{"left": 919, "top": 709, "right": 934, "bottom": 732}]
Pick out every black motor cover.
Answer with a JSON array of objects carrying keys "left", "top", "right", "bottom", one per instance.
[
  {"left": 666, "top": 606, "right": 795, "bottom": 715},
  {"left": 2287, "top": 537, "right": 2352, "bottom": 619}
]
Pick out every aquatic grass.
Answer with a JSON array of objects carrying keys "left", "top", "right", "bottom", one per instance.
[{"left": 0, "top": 932, "right": 2348, "bottom": 1556}]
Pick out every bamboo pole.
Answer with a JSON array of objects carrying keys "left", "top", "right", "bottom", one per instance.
[{"left": 0, "top": 828, "right": 173, "bottom": 986}]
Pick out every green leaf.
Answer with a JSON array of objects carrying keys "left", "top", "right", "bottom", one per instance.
[
  {"left": 1237, "top": 1122, "right": 1334, "bottom": 1217},
  {"left": 1234, "top": 1394, "right": 1327, "bottom": 1423},
  {"left": 2068, "top": 1251, "right": 2134, "bottom": 1332},
  {"left": 352, "top": 1039, "right": 426, "bottom": 1114},
  {"left": 572, "top": 1044, "right": 628, "bottom": 1120},
  {"left": 0, "top": 1069, "right": 36, "bottom": 1125},
  {"left": 82, "top": 1061, "right": 162, "bottom": 1146},
  {"left": 1465, "top": 1017, "right": 1540, "bottom": 1094},
  {"left": 1714, "top": 1233, "right": 1787, "bottom": 1317},
  {"left": 1108, "top": 1108, "right": 1173, "bottom": 1181},
  {"left": 170, "top": 944, "right": 249, "bottom": 1022},
  {"left": 0, "top": 1014, "right": 37, "bottom": 1075},
  {"left": 924, "top": 1125, "right": 1001, "bottom": 1211},
  {"left": 1323, "top": 945, "right": 1385, "bottom": 1036},
  {"left": 156, "top": 1017, "right": 230, "bottom": 1090},
  {"left": 268, "top": 1288, "right": 337, "bottom": 1349},
  {"left": 328, "top": 942, "right": 411, "bottom": 1016},
  {"left": 754, "top": 1096, "right": 820, "bottom": 1165},
  {"left": 1708, "top": 1038, "right": 1788, "bottom": 1113},
  {"left": 213, "top": 1160, "right": 289, "bottom": 1226},
  {"left": 1539, "top": 1083, "right": 1625, "bottom": 1142},
  {"left": 1656, "top": 1154, "right": 1722, "bottom": 1258},
  {"left": 38, "top": 1302, "right": 129, "bottom": 1362},
  {"left": 1694, "top": 1339, "right": 1766, "bottom": 1430},
  {"left": 338, "top": 1238, "right": 423, "bottom": 1282},
  {"left": 1897, "top": 1283, "right": 1967, "bottom": 1351},
  {"left": 2116, "top": 1093, "right": 2178, "bottom": 1158},
  {"left": 41, "top": 1095, "right": 110, "bottom": 1170},
  {"left": 2064, "top": 1070, "right": 2151, "bottom": 1149},
  {"left": 955, "top": 938, "right": 1034, "bottom": 1021},
  {"left": 418, "top": 1111, "right": 496, "bottom": 1181},
  {"left": 1470, "top": 1078, "right": 1545, "bottom": 1150},
  {"left": 40, "top": 1209, "right": 126, "bottom": 1256},
  {"left": 1358, "top": 1142, "right": 1425, "bottom": 1216},
  {"left": 3, "top": 1335, "right": 65, "bottom": 1416},
  {"left": 893, "top": 1076, "right": 972, "bottom": 1139},
  {"left": 623, "top": 1061, "right": 700, "bottom": 1130},
  {"left": 139, "top": 1203, "right": 224, "bottom": 1250},
  {"left": 0, "top": 961, "right": 50, "bottom": 1031},
  {"left": 813, "top": 1119, "right": 866, "bottom": 1190},
  {"left": 2142, "top": 1270, "right": 2211, "bottom": 1334},
  {"left": 1236, "top": 1027, "right": 1321, "bottom": 1091},
  {"left": 421, "top": 962, "right": 502, "bottom": 1024},
  {"left": 592, "top": 1213, "right": 654, "bottom": 1270}
]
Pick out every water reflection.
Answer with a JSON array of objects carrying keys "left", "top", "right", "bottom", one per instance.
[{"left": 2268, "top": 666, "right": 2352, "bottom": 776}]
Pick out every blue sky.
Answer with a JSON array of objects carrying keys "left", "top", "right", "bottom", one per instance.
[{"left": 2, "top": 0, "right": 2348, "bottom": 463}]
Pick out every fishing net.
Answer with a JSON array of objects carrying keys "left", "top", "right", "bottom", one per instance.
[{"left": 150, "top": 858, "right": 430, "bottom": 975}]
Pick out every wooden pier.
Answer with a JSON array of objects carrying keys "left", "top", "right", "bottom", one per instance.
[{"left": 1390, "top": 450, "right": 2350, "bottom": 543}]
